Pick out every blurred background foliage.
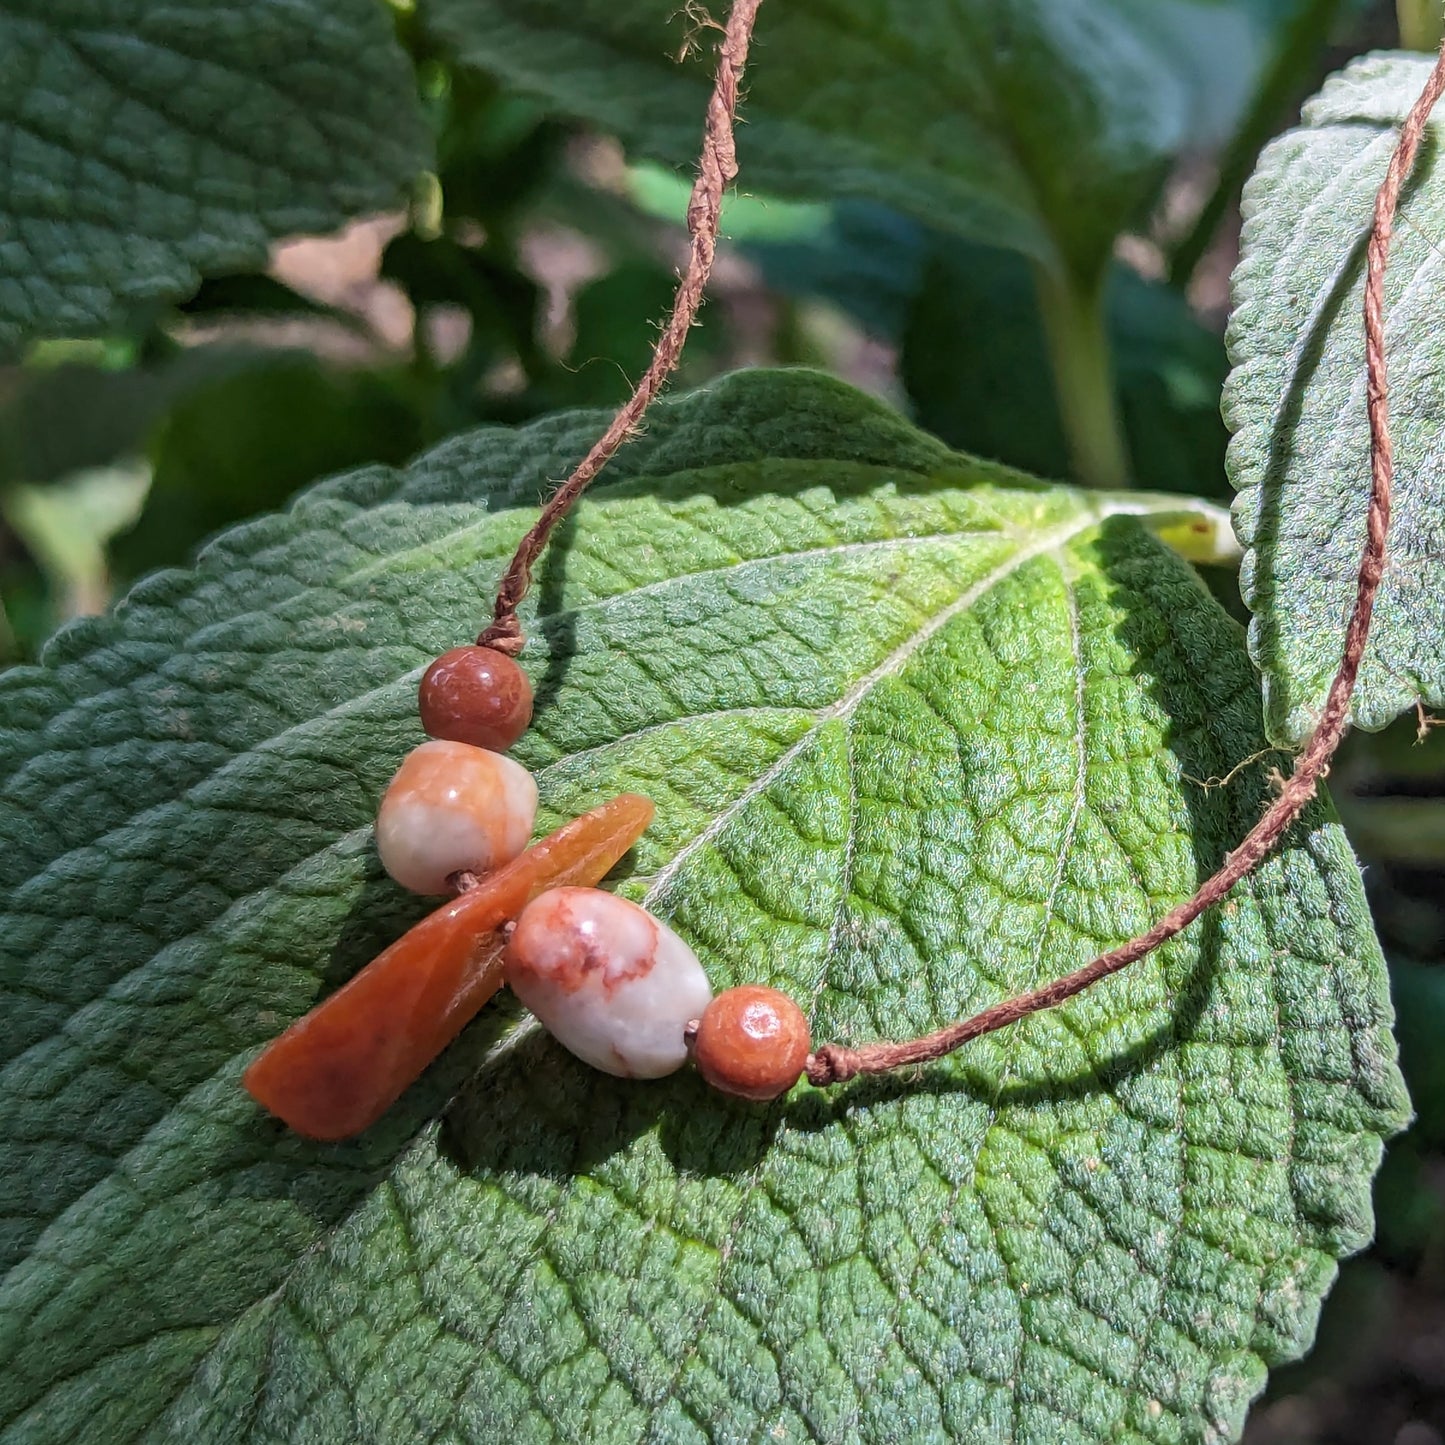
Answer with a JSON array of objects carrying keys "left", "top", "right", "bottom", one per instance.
[{"left": 0, "top": 1, "right": 1442, "bottom": 1437}]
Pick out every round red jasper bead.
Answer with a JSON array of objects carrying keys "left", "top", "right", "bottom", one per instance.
[
  {"left": 419, "top": 645, "right": 533, "bottom": 751},
  {"left": 690, "top": 985, "right": 810, "bottom": 1101}
]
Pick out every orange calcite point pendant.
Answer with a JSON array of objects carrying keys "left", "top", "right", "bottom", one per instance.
[{"left": 243, "top": 793, "right": 654, "bottom": 1140}]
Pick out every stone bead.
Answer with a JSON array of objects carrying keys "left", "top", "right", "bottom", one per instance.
[
  {"left": 244, "top": 793, "right": 655, "bottom": 1140},
  {"left": 690, "top": 986, "right": 810, "bottom": 1101},
  {"left": 375, "top": 739, "right": 537, "bottom": 895},
  {"left": 504, "top": 888, "right": 712, "bottom": 1079},
  {"left": 419, "top": 645, "right": 533, "bottom": 751}
]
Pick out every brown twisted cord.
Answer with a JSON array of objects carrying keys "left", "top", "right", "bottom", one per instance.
[
  {"left": 806, "top": 42, "right": 1445, "bottom": 1088},
  {"left": 478, "top": 0, "right": 765, "bottom": 655}
]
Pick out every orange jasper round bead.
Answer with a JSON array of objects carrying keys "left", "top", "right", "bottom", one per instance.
[
  {"left": 690, "top": 986, "right": 810, "bottom": 1101},
  {"left": 419, "top": 645, "right": 533, "bottom": 752}
]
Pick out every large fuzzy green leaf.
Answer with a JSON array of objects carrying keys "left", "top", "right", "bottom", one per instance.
[
  {"left": 1226, "top": 51, "right": 1445, "bottom": 745},
  {"left": 422, "top": 0, "right": 1287, "bottom": 286},
  {"left": 0, "top": 0, "right": 428, "bottom": 350},
  {"left": 0, "top": 371, "right": 1404, "bottom": 1442}
]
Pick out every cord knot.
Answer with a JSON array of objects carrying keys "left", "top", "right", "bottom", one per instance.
[
  {"left": 477, "top": 615, "right": 525, "bottom": 657},
  {"left": 805, "top": 1044, "right": 863, "bottom": 1087}
]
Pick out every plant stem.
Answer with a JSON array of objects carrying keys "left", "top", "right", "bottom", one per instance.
[
  {"left": 1400, "top": 0, "right": 1445, "bottom": 50},
  {"left": 1032, "top": 264, "right": 1129, "bottom": 490},
  {"left": 1168, "top": 0, "right": 1345, "bottom": 288}
]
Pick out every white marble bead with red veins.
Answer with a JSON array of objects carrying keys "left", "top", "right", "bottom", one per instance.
[
  {"left": 505, "top": 887, "right": 713, "bottom": 1078},
  {"left": 375, "top": 739, "right": 538, "bottom": 894}
]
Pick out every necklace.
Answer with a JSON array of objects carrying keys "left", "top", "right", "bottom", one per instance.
[{"left": 241, "top": 0, "right": 1417, "bottom": 1145}]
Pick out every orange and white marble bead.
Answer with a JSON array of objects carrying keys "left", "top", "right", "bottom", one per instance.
[
  {"left": 375, "top": 739, "right": 537, "bottom": 895},
  {"left": 504, "top": 887, "right": 712, "bottom": 1078}
]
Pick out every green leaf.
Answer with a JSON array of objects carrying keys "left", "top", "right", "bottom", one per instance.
[
  {"left": 111, "top": 354, "right": 426, "bottom": 577},
  {"left": 0, "top": 370, "right": 1402, "bottom": 1442},
  {"left": 628, "top": 160, "right": 832, "bottom": 244},
  {"left": 0, "top": 348, "right": 259, "bottom": 488},
  {"left": 426, "top": 69, "right": 564, "bottom": 231},
  {"left": 1225, "top": 51, "right": 1445, "bottom": 744},
  {"left": 749, "top": 200, "right": 928, "bottom": 340},
  {"left": 0, "top": 0, "right": 429, "bottom": 350},
  {"left": 423, "top": 0, "right": 1286, "bottom": 284},
  {"left": 177, "top": 274, "right": 364, "bottom": 328}
]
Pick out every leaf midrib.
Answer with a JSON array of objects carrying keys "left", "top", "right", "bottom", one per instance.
[{"left": 640, "top": 503, "right": 1150, "bottom": 905}]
